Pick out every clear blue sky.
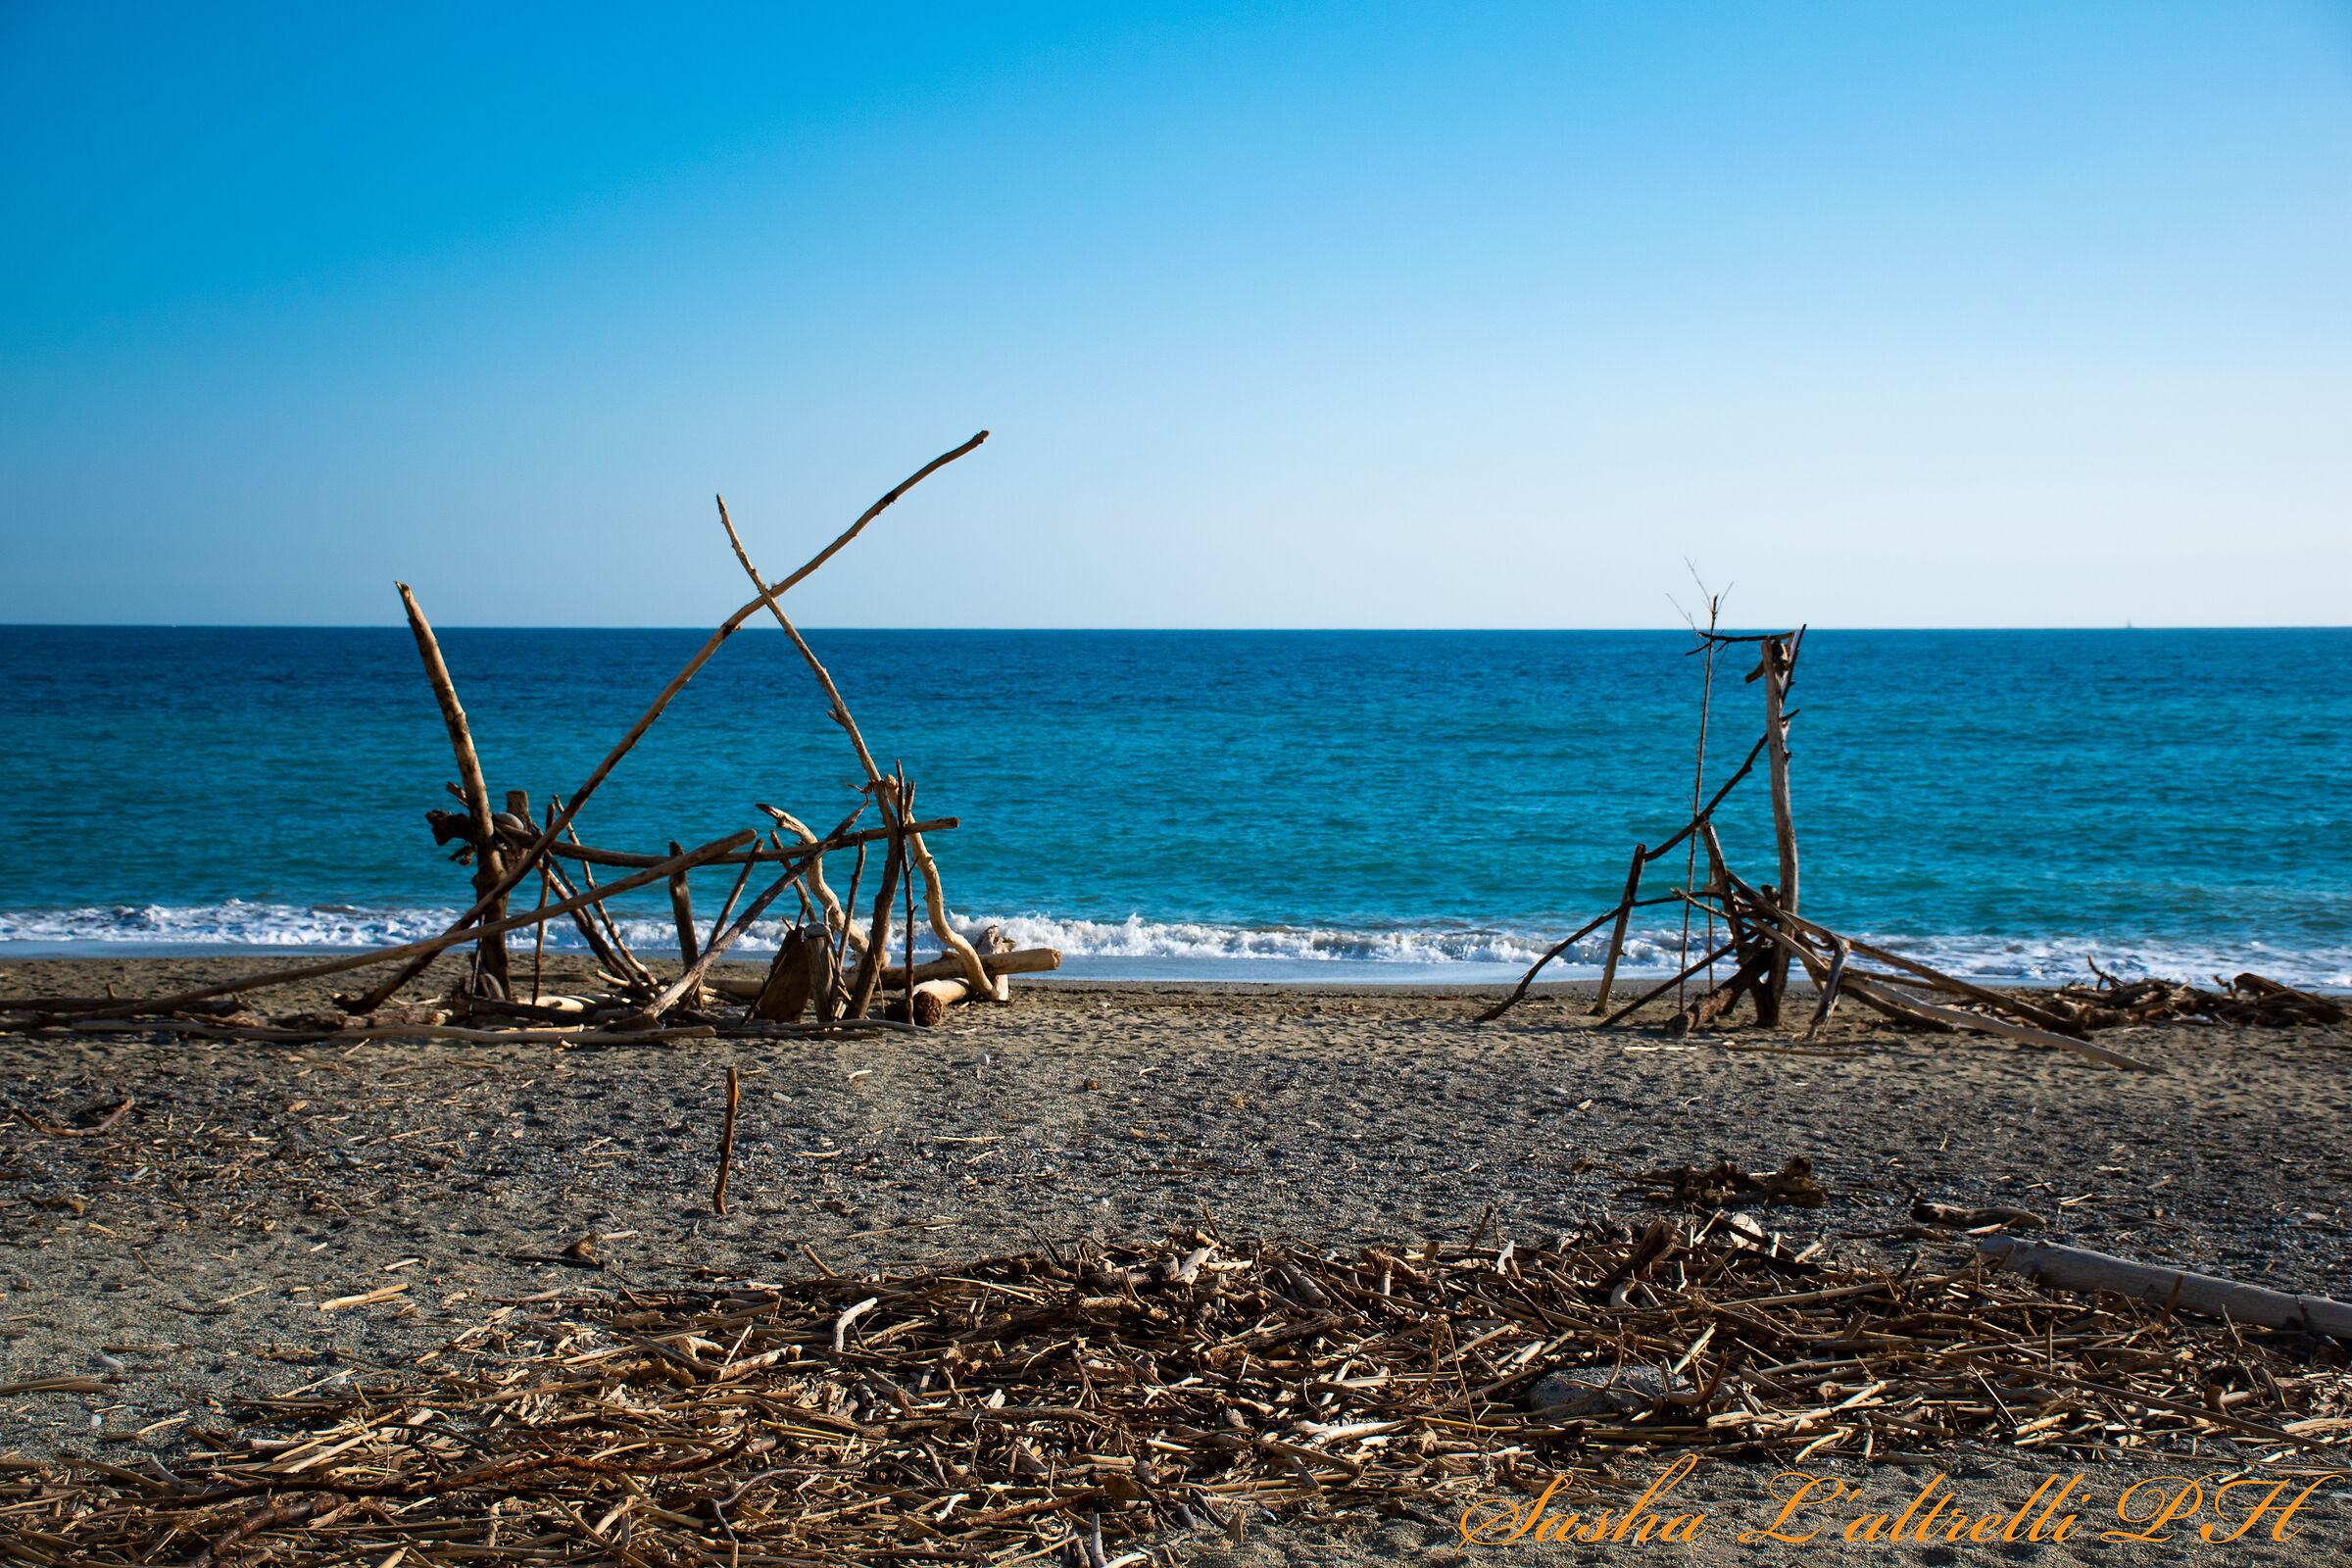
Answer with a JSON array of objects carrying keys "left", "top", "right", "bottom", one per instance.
[{"left": 3, "top": 3, "right": 2347, "bottom": 627}]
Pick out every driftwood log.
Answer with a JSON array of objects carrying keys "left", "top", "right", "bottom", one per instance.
[{"left": 1981, "top": 1236, "right": 2352, "bottom": 1336}]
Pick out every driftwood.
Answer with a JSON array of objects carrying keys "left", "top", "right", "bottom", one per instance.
[
  {"left": 24, "top": 1225, "right": 2348, "bottom": 1566},
  {"left": 752, "top": 928, "right": 817, "bottom": 1022},
  {"left": 356, "top": 433, "right": 989, "bottom": 1012},
  {"left": 844, "top": 832, "right": 905, "bottom": 1021},
  {"left": 1484, "top": 620, "right": 2289, "bottom": 1070},
  {"left": 1981, "top": 1235, "right": 2352, "bottom": 1336},
  {"left": 710, "top": 945, "right": 1062, "bottom": 1002},
  {"left": 907, "top": 976, "right": 981, "bottom": 1025},
  {"left": 1588, "top": 843, "right": 1646, "bottom": 1015},
  {"left": 85, "top": 832, "right": 757, "bottom": 1020},
  {"left": 1747, "top": 631, "right": 1801, "bottom": 1010},
  {"left": 721, "top": 503, "right": 997, "bottom": 999},
  {"left": 34, "top": 439, "right": 1015, "bottom": 1039},
  {"left": 665, "top": 841, "right": 701, "bottom": 981},
  {"left": 397, "top": 583, "right": 509, "bottom": 991}
]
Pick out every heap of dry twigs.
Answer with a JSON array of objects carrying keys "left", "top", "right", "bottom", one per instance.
[{"left": 14, "top": 1223, "right": 2348, "bottom": 1566}]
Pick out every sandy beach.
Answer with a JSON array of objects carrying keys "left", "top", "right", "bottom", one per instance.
[{"left": 4, "top": 955, "right": 2349, "bottom": 1563}]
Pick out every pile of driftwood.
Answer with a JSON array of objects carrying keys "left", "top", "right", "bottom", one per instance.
[
  {"left": 1, "top": 435, "right": 1055, "bottom": 1049},
  {"left": 1484, "top": 629, "right": 2340, "bottom": 1069},
  {"left": 2049, "top": 970, "right": 2346, "bottom": 1030},
  {"left": 18, "top": 1223, "right": 2348, "bottom": 1566}
]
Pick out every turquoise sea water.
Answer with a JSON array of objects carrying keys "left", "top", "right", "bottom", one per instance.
[{"left": 0, "top": 627, "right": 2345, "bottom": 986}]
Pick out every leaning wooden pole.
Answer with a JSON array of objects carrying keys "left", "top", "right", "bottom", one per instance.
[
  {"left": 396, "top": 583, "right": 510, "bottom": 994},
  {"left": 1589, "top": 844, "right": 1646, "bottom": 1015},
  {"left": 718, "top": 500, "right": 998, "bottom": 998}
]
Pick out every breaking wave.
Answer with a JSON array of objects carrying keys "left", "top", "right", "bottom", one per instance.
[{"left": 2, "top": 901, "right": 2343, "bottom": 989}]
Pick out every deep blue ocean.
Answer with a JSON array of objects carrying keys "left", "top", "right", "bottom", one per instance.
[{"left": 0, "top": 626, "right": 2344, "bottom": 987}]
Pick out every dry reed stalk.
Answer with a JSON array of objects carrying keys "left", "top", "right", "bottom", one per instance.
[{"left": 23, "top": 1226, "right": 2344, "bottom": 1566}]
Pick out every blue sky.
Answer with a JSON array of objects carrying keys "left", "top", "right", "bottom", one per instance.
[{"left": 3, "top": 3, "right": 2347, "bottom": 627}]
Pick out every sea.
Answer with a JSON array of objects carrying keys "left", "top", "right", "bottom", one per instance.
[{"left": 0, "top": 626, "right": 2345, "bottom": 989}]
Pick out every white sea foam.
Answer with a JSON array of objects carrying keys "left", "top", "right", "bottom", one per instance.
[{"left": 2, "top": 902, "right": 2344, "bottom": 989}]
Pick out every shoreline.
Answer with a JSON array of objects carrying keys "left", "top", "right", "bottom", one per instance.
[{"left": 5, "top": 948, "right": 2345, "bottom": 994}]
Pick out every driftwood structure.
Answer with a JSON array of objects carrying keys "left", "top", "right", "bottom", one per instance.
[
  {"left": 1482, "top": 628, "right": 2339, "bottom": 1068},
  {"left": 2, "top": 434, "right": 1057, "bottom": 1047}
]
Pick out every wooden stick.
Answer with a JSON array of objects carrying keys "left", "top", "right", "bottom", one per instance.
[
  {"left": 366, "top": 433, "right": 988, "bottom": 1006},
  {"left": 1475, "top": 905, "right": 1630, "bottom": 1022},
  {"left": 636, "top": 857, "right": 811, "bottom": 1023},
  {"left": 1638, "top": 733, "right": 1769, "bottom": 868},
  {"left": 711, "top": 946, "right": 1061, "bottom": 997},
  {"left": 1664, "top": 954, "right": 1770, "bottom": 1038},
  {"left": 106, "top": 832, "right": 758, "bottom": 1016},
  {"left": 1589, "top": 845, "right": 1646, "bottom": 1015},
  {"left": 1748, "top": 633, "right": 1801, "bottom": 1012},
  {"left": 525, "top": 796, "right": 551, "bottom": 1004},
  {"left": 1676, "top": 587, "right": 1723, "bottom": 1008},
  {"left": 1769, "top": 907, "right": 2085, "bottom": 1037},
  {"left": 1979, "top": 1237, "right": 2352, "bottom": 1334},
  {"left": 719, "top": 501, "right": 998, "bottom": 997},
  {"left": 845, "top": 828, "right": 904, "bottom": 1020},
  {"left": 829, "top": 842, "right": 869, "bottom": 1023},
  {"left": 1596, "top": 939, "right": 1740, "bottom": 1028},
  {"left": 713, "top": 1066, "right": 740, "bottom": 1218},
  {"left": 705, "top": 855, "right": 758, "bottom": 959},
  {"left": 1840, "top": 977, "right": 2154, "bottom": 1070},
  {"left": 1691, "top": 884, "right": 1950, "bottom": 1035},
  {"left": 667, "top": 842, "right": 702, "bottom": 980},
  {"left": 538, "top": 858, "right": 642, "bottom": 990},
  {"left": 531, "top": 818, "right": 951, "bottom": 870},
  {"left": 899, "top": 768, "right": 917, "bottom": 1015},
  {"left": 759, "top": 806, "right": 861, "bottom": 955},
  {"left": 395, "top": 583, "right": 510, "bottom": 992},
  {"left": 558, "top": 807, "right": 659, "bottom": 991},
  {"left": 1798, "top": 933, "right": 1851, "bottom": 1043}
]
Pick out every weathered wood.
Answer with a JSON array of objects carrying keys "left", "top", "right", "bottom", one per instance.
[
  {"left": 760, "top": 807, "right": 864, "bottom": 957},
  {"left": 1589, "top": 844, "right": 1646, "bottom": 1015},
  {"left": 558, "top": 809, "right": 659, "bottom": 991},
  {"left": 713, "top": 1065, "right": 740, "bottom": 1218},
  {"left": 719, "top": 506, "right": 998, "bottom": 1000},
  {"left": 1839, "top": 977, "right": 2154, "bottom": 1070},
  {"left": 1749, "top": 885, "right": 1787, "bottom": 1028},
  {"left": 115, "top": 832, "right": 759, "bottom": 1017},
  {"left": 395, "top": 582, "right": 510, "bottom": 993},
  {"left": 665, "top": 841, "right": 704, "bottom": 1008},
  {"left": 1597, "top": 938, "right": 1739, "bottom": 1029},
  {"left": 376, "top": 434, "right": 989, "bottom": 993},
  {"left": 1770, "top": 907, "right": 2085, "bottom": 1037},
  {"left": 807, "top": 924, "right": 841, "bottom": 1023},
  {"left": 908, "top": 977, "right": 975, "bottom": 1026},
  {"left": 640, "top": 860, "right": 811, "bottom": 1024},
  {"left": 1798, "top": 933, "right": 1850, "bottom": 1042},
  {"left": 1640, "top": 733, "right": 1770, "bottom": 869},
  {"left": 521, "top": 817, "right": 955, "bottom": 870},
  {"left": 753, "top": 929, "right": 816, "bottom": 1023},
  {"left": 1750, "top": 634, "right": 1800, "bottom": 1013},
  {"left": 711, "top": 946, "right": 1061, "bottom": 1000},
  {"left": 1980, "top": 1236, "right": 2352, "bottom": 1334},
  {"left": 1724, "top": 897, "right": 1954, "bottom": 1034},
  {"left": 1475, "top": 905, "right": 1631, "bottom": 1023},
  {"left": 844, "top": 834, "right": 904, "bottom": 1021},
  {"left": 1663, "top": 953, "right": 1768, "bottom": 1037}
]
